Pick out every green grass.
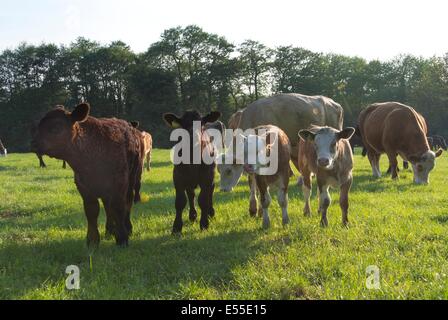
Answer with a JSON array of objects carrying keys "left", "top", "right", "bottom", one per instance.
[{"left": 0, "top": 149, "right": 448, "bottom": 300}]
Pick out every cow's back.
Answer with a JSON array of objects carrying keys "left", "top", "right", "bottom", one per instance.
[
  {"left": 360, "top": 102, "right": 429, "bottom": 155},
  {"left": 239, "top": 94, "right": 343, "bottom": 148}
]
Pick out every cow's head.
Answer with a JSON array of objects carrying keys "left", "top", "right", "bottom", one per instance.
[
  {"left": 32, "top": 103, "right": 90, "bottom": 158},
  {"left": 299, "top": 126, "right": 355, "bottom": 170},
  {"left": 408, "top": 149, "right": 443, "bottom": 184},
  {"left": 163, "top": 110, "right": 221, "bottom": 132},
  {"left": 218, "top": 133, "right": 277, "bottom": 192}
]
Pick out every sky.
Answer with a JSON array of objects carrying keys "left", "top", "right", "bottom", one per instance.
[{"left": 0, "top": 0, "right": 447, "bottom": 61}]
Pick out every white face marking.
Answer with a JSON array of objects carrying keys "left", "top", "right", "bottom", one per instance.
[
  {"left": 412, "top": 151, "right": 436, "bottom": 184},
  {"left": 313, "top": 129, "right": 338, "bottom": 170}
]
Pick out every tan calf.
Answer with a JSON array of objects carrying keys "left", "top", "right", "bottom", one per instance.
[
  {"left": 141, "top": 131, "right": 152, "bottom": 172},
  {"left": 298, "top": 126, "right": 355, "bottom": 227}
]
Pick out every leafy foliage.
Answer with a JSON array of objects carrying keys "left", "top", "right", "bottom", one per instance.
[{"left": 1, "top": 26, "right": 448, "bottom": 151}]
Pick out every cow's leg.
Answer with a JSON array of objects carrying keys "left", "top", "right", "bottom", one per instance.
[
  {"left": 368, "top": 151, "right": 381, "bottom": 178},
  {"left": 198, "top": 186, "right": 211, "bottom": 231},
  {"left": 186, "top": 188, "right": 198, "bottom": 222},
  {"left": 248, "top": 174, "right": 258, "bottom": 217},
  {"left": 125, "top": 185, "right": 134, "bottom": 236},
  {"left": 208, "top": 183, "right": 216, "bottom": 218},
  {"left": 317, "top": 180, "right": 331, "bottom": 228},
  {"left": 403, "top": 160, "right": 409, "bottom": 170},
  {"left": 102, "top": 197, "right": 115, "bottom": 239},
  {"left": 110, "top": 197, "right": 129, "bottom": 247},
  {"left": 133, "top": 177, "right": 142, "bottom": 204},
  {"left": 82, "top": 196, "right": 100, "bottom": 248},
  {"left": 256, "top": 176, "right": 271, "bottom": 229},
  {"left": 173, "top": 188, "right": 187, "bottom": 234},
  {"left": 302, "top": 170, "right": 312, "bottom": 217},
  {"left": 386, "top": 152, "right": 399, "bottom": 179},
  {"left": 38, "top": 155, "right": 46, "bottom": 168},
  {"left": 340, "top": 177, "right": 352, "bottom": 227},
  {"left": 146, "top": 154, "right": 151, "bottom": 172},
  {"left": 277, "top": 178, "right": 289, "bottom": 226}
]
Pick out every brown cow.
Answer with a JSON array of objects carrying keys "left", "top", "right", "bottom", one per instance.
[
  {"left": 32, "top": 103, "right": 144, "bottom": 247},
  {"left": 218, "top": 125, "right": 291, "bottom": 229},
  {"left": 298, "top": 126, "right": 355, "bottom": 227},
  {"left": 359, "top": 102, "right": 442, "bottom": 184}
]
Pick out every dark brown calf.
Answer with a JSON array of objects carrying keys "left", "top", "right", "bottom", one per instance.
[
  {"left": 32, "top": 103, "right": 144, "bottom": 247},
  {"left": 163, "top": 110, "right": 221, "bottom": 234}
]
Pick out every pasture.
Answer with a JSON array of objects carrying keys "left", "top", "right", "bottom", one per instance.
[{"left": 0, "top": 150, "right": 448, "bottom": 299}]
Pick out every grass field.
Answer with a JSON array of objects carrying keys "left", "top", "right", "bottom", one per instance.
[{"left": 0, "top": 149, "right": 448, "bottom": 300}]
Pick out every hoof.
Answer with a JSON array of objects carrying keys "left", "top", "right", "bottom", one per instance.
[
  {"left": 282, "top": 217, "right": 290, "bottom": 226},
  {"left": 189, "top": 210, "right": 198, "bottom": 222},
  {"left": 320, "top": 219, "right": 328, "bottom": 228},
  {"left": 200, "top": 219, "right": 209, "bottom": 231},
  {"left": 262, "top": 219, "right": 271, "bottom": 230}
]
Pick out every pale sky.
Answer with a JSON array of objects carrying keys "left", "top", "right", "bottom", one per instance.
[{"left": 0, "top": 0, "right": 447, "bottom": 60}]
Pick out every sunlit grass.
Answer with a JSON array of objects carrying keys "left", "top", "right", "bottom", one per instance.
[{"left": 0, "top": 149, "right": 447, "bottom": 299}]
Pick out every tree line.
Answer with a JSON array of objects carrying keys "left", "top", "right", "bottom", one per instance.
[{"left": 1, "top": 25, "right": 447, "bottom": 152}]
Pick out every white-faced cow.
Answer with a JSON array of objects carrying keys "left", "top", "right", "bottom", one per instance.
[
  {"left": 298, "top": 126, "right": 355, "bottom": 227},
  {"left": 218, "top": 125, "right": 291, "bottom": 229}
]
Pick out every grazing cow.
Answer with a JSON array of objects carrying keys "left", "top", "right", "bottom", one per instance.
[
  {"left": 0, "top": 139, "right": 7, "bottom": 157},
  {"left": 432, "top": 135, "right": 447, "bottom": 151},
  {"left": 298, "top": 126, "right": 355, "bottom": 227},
  {"left": 228, "top": 94, "right": 343, "bottom": 171},
  {"left": 163, "top": 110, "right": 221, "bottom": 234},
  {"left": 218, "top": 125, "right": 291, "bottom": 229},
  {"left": 359, "top": 102, "right": 442, "bottom": 184},
  {"left": 32, "top": 103, "right": 144, "bottom": 247}
]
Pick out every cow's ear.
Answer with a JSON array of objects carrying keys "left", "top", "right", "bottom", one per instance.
[
  {"left": 130, "top": 121, "right": 139, "bottom": 128},
  {"left": 435, "top": 148, "right": 443, "bottom": 158},
  {"left": 163, "top": 113, "right": 182, "bottom": 129},
  {"left": 299, "top": 130, "right": 315, "bottom": 141},
  {"left": 202, "top": 111, "right": 221, "bottom": 124},
  {"left": 71, "top": 103, "right": 90, "bottom": 123},
  {"left": 338, "top": 127, "right": 356, "bottom": 140}
]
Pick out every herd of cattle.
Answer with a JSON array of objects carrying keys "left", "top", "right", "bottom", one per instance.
[{"left": 0, "top": 93, "right": 446, "bottom": 248}]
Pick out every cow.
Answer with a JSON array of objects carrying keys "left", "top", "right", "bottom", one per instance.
[
  {"left": 359, "top": 102, "right": 442, "bottom": 184},
  {"left": 0, "top": 139, "right": 7, "bottom": 157},
  {"left": 298, "top": 126, "right": 355, "bottom": 227},
  {"left": 32, "top": 103, "right": 144, "bottom": 247},
  {"left": 177, "top": 120, "right": 227, "bottom": 219},
  {"left": 163, "top": 110, "right": 221, "bottom": 234},
  {"left": 130, "top": 121, "right": 153, "bottom": 173},
  {"left": 218, "top": 125, "right": 291, "bottom": 229}
]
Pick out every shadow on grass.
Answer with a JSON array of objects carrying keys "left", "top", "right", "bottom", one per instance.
[{"left": 0, "top": 229, "right": 264, "bottom": 299}]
